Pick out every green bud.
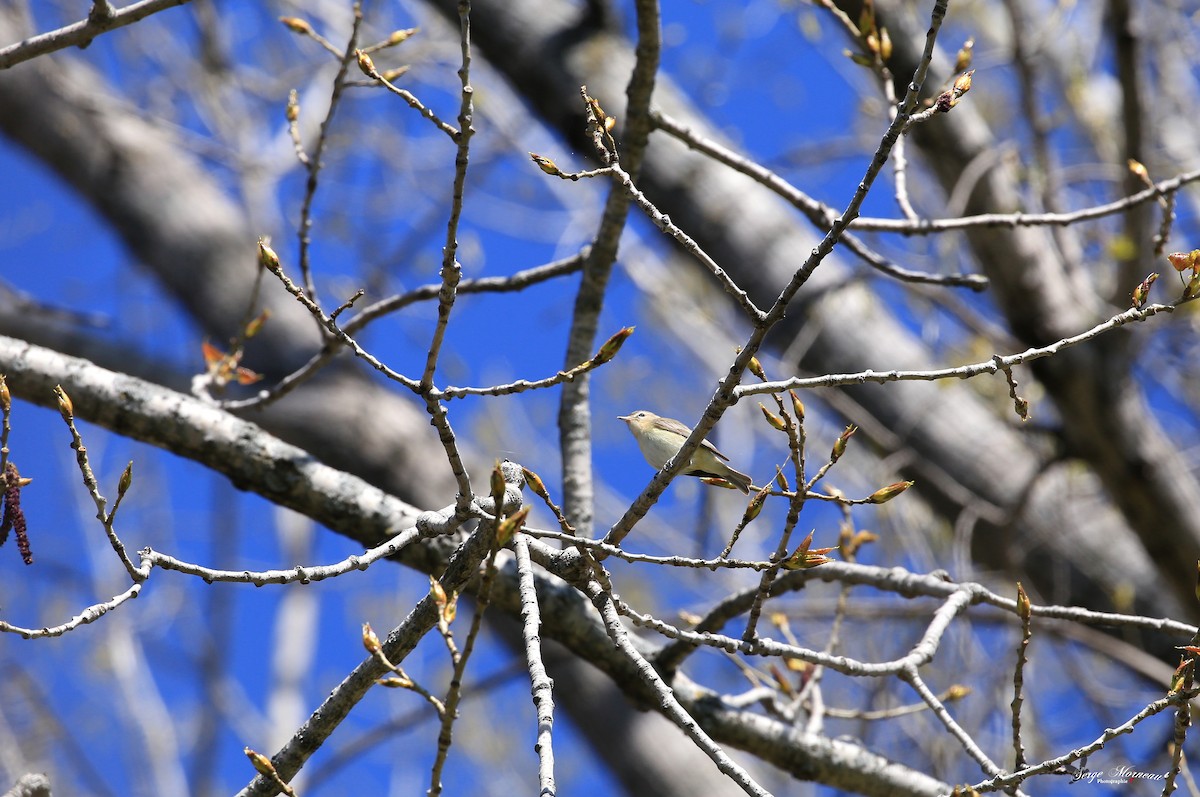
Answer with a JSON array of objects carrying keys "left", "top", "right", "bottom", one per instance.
[
  {"left": 118, "top": 461, "right": 133, "bottom": 498},
  {"left": 495, "top": 504, "right": 531, "bottom": 547},
  {"left": 954, "top": 38, "right": 974, "bottom": 73},
  {"left": 521, "top": 467, "right": 549, "bottom": 500},
  {"left": 490, "top": 461, "right": 506, "bottom": 502},
  {"left": 830, "top": 424, "right": 857, "bottom": 463},
  {"left": 1131, "top": 273, "right": 1157, "bottom": 308},
  {"left": 361, "top": 622, "right": 382, "bottom": 654},
  {"left": 789, "top": 390, "right": 805, "bottom": 423},
  {"left": 595, "top": 326, "right": 634, "bottom": 364},
  {"left": 742, "top": 487, "right": 768, "bottom": 523},
  {"left": 279, "top": 17, "right": 312, "bottom": 35},
  {"left": 1016, "top": 582, "right": 1032, "bottom": 622},
  {"left": 257, "top": 240, "right": 281, "bottom": 273},
  {"left": 387, "top": 27, "right": 418, "bottom": 45},
  {"left": 355, "top": 49, "right": 377, "bottom": 78},
  {"left": 53, "top": 385, "right": 73, "bottom": 422},
  {"left": 866, "top": 480, "right": 913, "bottom": 504},
  {"left": 530, "top": 152, "right": 562, "bottom": 176},
  {"left": 758, "top": 403, "right": 785, "bottom": 431}
]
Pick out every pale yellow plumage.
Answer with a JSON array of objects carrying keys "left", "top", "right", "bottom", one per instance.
[{"left": 618, "top": 410, "right": 752, "bottom": 493}]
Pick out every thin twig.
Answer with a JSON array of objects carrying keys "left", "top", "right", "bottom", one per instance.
[
  {"left": 849, "top": 166, "right": 1200, "bottom": 234},
  {"left": 0, "top": 581, "right": 145, "bottom": 638},
  {"left": 737, "top": 301, "right": 1177, "bottom": 398},
  {"left": 514, "top": 534, "right": 557, "bottom": 796},
  {"left": 234, "top": 521, "right": 498, "bottom": 797},
  {"left": 739, "top": 404, "right": 806, "bottom": 645},
  {"left": 581, "top": 570, "right": 772, "bottom": 797},
  {"left": 0, "top": 0, "right": 192, "bottom": 69},
  {"left": 221, "top": 251, "right": 586, "bottom": 411},
  {"left": 650, "top": 109, "right": 987, "bottom": 290},
  {"left": 901, "top": 666, "right": 1007, "bottom": 779},
  {"left": 295, "top": 4, "right": 365, "bottom": 307},
  {"left": 1010, "top": 584, "right": 1032, "bottom": 770},
  {"left": 973, "top": 689, "right": 1196, "bottom": 793},
  {"left": 259, "top": 244, "right": 422, "bottom": 391},
  {"left": 359, "top": 65, "right": 460, "bottom": 140},
  {"left": 142, "top": 525, "right": 427, "bottom": 584},
  {"left": 54, "top": 386, "right": 142, "bottom": 581},
  {"left": 428, "top": 545, "right": 499, "bottom": 795}
]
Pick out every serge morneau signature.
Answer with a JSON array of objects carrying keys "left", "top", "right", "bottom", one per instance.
[{"left": 1071, "top": 764, "right": 1167, "bottom": 786}]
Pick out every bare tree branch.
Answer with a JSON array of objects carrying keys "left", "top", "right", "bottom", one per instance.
[{"left": 0, "top": 0, "right": 192, "bottom": 70}]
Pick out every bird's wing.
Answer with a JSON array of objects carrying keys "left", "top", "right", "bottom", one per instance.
[
  {"left": 662, "top": 416, "right": 730, "bottom": 461},
  {"left": 700, "top": 439, "right": 730, "bottom": 461}
]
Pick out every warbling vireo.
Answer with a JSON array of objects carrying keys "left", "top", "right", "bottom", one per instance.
[{"left": 618, "top": 410, "right": 752, "bottom": 493}]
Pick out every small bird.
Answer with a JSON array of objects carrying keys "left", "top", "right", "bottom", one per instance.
[{"left": 618, "top": 410, "right": 752, "bottom": 493}]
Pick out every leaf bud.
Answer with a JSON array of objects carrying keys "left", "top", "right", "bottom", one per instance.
[
  {"left": 847, "top": 50, "right": 874, "bottom": 68},
  {"left": 953, "top": 38, "right": 974, "bottom": 73},
  {"left": 521, "top": 467, "right": 549, "bottom": 500},
  {"left": 945, "top": 685, "right": 971, "bottom": 701},
  {"left": 1131, "top": 272, "right": 1157, "bottom": 308},
  {"left": 257, "top": 239, "right": 282, "bottom": 273},
  {"left": 377, "top": 673, "right": 414, "bottom": 689},
  {"left": 429, "top": 575, "right": 447, "bottom": 608},
  {"left": 490, "top": 461, "right": 506, "bottom": 502},
  {"left": 1016, "top": 582, "right": 1032, "bottom": 622},
  {"left": 388, "top": 27, "right": 418, "bottom": 45},
  {"left": 866, "top": 480, "right": 914, "bottom": 504},
  {"left": 118, "top": 461, "right": 133, "bottom": 498},
  {"left": 244, "top": 310, "right": 271, "bottom": 339},
  {"left": 495, "top": 504, "right": 531, "bottom": 547},
  {"left": 830, "top": 424, "right": 857, "bottom": 463},
  {"left": 789, "top": 390, "right": 805, "bottom": 423},
  {"left": 244, "top": 747, "right": 277, "bottom": 776},
  {"left": 362, "top": 622, "right": 382, "bottom": 654},
  {"left": 53, "top": 385, "right": 73, "bottom": 422},
  {"left": 355, "top": 49, "right": 377, "bottom": 78},
  {"left": 758, "top": 403, "right": 785, "bottom": 431},
  {"left": 741, "top": 486, "right": 769, "bottom": 523},
  {"left": 529, "top": 152, "right": 561, "bottom": 176},
  {"left": 595, "top": 326, "right": 634, "bottom": 364},
  {"left": 953, "top": 69, "right": 974, "bottom": 95},
  {"left": 770, "top": 663, "right": 795, "bottom": 697},
  {"left": 1169, "top": 658, "right": 1192, "bottom": 693},
  {"left": 700, "top": 477, "right": 738, "bottom": 489},
  {"left": 278, "top": 17, "right": 312, "bottom": 35}
]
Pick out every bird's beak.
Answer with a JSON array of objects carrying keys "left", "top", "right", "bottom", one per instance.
[{"left": 617, "top": 414, "right": 631, "bottom": 422}]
